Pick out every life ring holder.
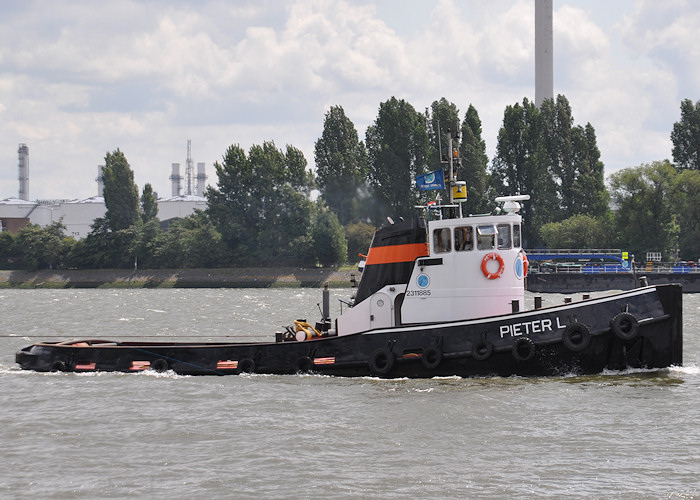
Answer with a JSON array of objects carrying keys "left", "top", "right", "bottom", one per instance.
[{"left": 481, "top": 252, "right": 505, "bottom": 279}]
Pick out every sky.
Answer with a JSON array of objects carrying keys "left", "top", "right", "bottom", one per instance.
[{"left": 1, "top": 0, "right": 699, "bottom": 201}]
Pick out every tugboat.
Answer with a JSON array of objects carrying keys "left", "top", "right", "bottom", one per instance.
[{"left": 15, "top": 146, "right": 683, "bottom": 377}]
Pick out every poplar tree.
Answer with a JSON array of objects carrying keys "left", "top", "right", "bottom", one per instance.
[
  {"left": 102, "top": 149, "right": 140, "bottom": 231},
  {"left": 314, "top": 106, "right": 367, "bottom": 225}
]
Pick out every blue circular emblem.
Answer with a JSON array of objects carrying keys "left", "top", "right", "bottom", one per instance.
[
  {"left": 514, "top": 257, "right": 524, "bottom": 279},
  {"left": 417, "top": 274, "right": 430, "bottom": 288},
  {"left": 425, "top": 173, "right": 435, "bottom": 183}
]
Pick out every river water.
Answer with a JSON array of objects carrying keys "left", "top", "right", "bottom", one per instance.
[{"left": 1, "top": 288, "right": 698, "bottom": 499}]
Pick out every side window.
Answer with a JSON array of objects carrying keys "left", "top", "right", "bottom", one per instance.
[
  {"left": 513, "top": 224, "right": 521, "bottom": 248},
  {"left": 497, "top": 224, "right": 512, "bottom": 249},
  {"left": 476, "top": 225, "right": 495, "bottom": 250},
  {"left": 454, "top": 226, "right": 473, "bottom": 251},
  {"left": 433, "top": 228, "right": 451, "bottom": 253}
]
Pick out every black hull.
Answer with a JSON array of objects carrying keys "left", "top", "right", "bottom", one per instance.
[{"left": 16, "top": 285, "right": 683, "bottom": 378}]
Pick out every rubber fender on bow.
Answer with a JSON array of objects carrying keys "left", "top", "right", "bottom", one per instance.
[
  {"left": 421, "top": 346, "right": 443, "bottom": 370},
  {"left": 610, "top": 312, "right": 640, "bottom": 341},
  {"left": 238, "top": 358, "right": 256, "bottom": 374},
  {"left": 562, "top": 322, "right": 592, "bottom": 352},
  {"left": 368, "top": 348, "right": 395, "bottom": 375},
  {"left": 51, "top": 360, "right": 68, "bottom": 372},
  {"left": 296, "top": 356, "right": 314, "bottom": 373},
  {"left": 512, "top": 337, "right": 535, "bottom": 362},
  {"left": 151, "top": 358, "right": 169, "bottom": 372},
  {"left": 471, "top": 340, "right": 494, "bottom": 361}
]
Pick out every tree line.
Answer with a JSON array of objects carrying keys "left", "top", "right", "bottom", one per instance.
[{"left": 2, "top": 96, "right": 700, "bottom": 271}]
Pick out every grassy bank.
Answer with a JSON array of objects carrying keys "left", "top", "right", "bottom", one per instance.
[{"left": 0, "top": 267, "right": 358, "bottom": 289}]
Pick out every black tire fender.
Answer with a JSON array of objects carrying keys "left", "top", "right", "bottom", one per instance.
[
  {"left": 421, "top": 346, "right": 443, "bottom": 370},
  {"left": 562, "top": 322, "right": 591, "bottom": 352},
  {"left": 512, "top": 337, "right": 535, "bottom": 362},
  {"left": 610, "top": 312, "right": 640, "bottom": 341},
  {"left": 151, "top": 358, "right": 169, "bottom": 372},
  {"left": 368, "top": 348, "right": 395, "bottom": 376},
  {"left": 51, "top": 361, "right": 67, "bottom": 372},
  {"left": 296, "top": 356, "right": 314, "bottom": 373},
  {"left": 238, "top": 358, "right": 256, "bottom": 374},
  {"left": 471, "top": 340, "right": 494, "bottom": 361}
]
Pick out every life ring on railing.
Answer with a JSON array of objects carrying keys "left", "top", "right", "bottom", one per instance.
[{"left": 481, "top": 252, "right": 505, "bottom": 279}]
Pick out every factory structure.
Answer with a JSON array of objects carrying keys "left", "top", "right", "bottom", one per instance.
[{"left": 0, "top": 142, "right": 208, "bottom": 238}]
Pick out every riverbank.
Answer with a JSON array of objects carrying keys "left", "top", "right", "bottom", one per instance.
[{"left": 0, "top": 268, "right": 357, "bottom": 289}]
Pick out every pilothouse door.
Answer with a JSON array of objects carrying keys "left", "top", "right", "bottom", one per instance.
[{"left": 370, "top": 293, "right": 392, "bottom": 328}]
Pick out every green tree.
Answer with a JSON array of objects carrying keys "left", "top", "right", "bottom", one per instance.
[
  {"left": 314, "top": 105, "right": 368, "bottom": 225},
  {"left": 365, "top": 97, "right": 429, "bottom": 222},
  {"left": 141, "top": 183, "right": 159, "bottom": 223},
  {"left": 427, "top": 98, "right": 460, "bottom": 169},
  {"left": 570, "top": 123, "right": 609, "bottom": 217},
  {"left": 540, "top": 213, "right": 616, "bottom": 249},
  {"left": 206, "top": 141, "right": 316, "bottom": 266},
  {"left": 0, "top": 231, "right": 15, "bottom": 268},
  {"left": 14, "top": 221, "right": 71, "bottom": 270},
  {"left": 460, "top": 104, "right": 491, "bottom": 214},
  {"left": 608, "top": 160, "right": 678, "bottom": 260},
  {"left": 345, "top": 221, "right": 375, "bottom": 263},
  {"left": 311, "top": 207, "right": 347, "bottom": 267},
  {"left": 671, "top": 168, "right": 700, "bottom": 260},
  {"left": 492, "top": 98, "right": 555, "bottom": 246},
  {"left": 102, "top": 149, "right": 140, "bottom": 231},
  {"left": 671, "top": 98, "right": 700, "bottom": 170}
]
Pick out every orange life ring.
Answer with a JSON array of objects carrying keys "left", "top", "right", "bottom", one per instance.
[
  {"left": 481, "top": 252, "right": 505, "bottom": 279},
  {"left": 523, "top": 253, "right": 528, "bottom": 277}
]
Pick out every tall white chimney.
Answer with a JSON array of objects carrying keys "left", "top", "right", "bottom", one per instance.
[
  {"left": 18, "top": 143, "right": 29, "bottom": 201},
  {"left": 170, "top": 163, "right": 182, "bottom": 197},
  {"left": 196, "top": 162, "right": 207, "bottom": 196},
  {"left": 535, "top": 0, "right": 553, "bottom": 107}
]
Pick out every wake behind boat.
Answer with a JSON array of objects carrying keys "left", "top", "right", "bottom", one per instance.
[{"left": 15, "top": 145, "right": 683, "bottom": 378}]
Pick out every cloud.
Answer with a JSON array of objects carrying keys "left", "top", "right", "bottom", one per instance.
[{"left": 0, "top": 0, "right": 697, "bottom": 201}]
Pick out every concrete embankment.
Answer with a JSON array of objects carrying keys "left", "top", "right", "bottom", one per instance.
[
  {"left": 0, "top": 268, "right": 357, "bottom": 289},
  {"left": 526, "top": 272, "right": 700, "bottom": 293}
]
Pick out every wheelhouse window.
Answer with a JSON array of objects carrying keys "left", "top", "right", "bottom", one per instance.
[
  {"left": 454, "top": 226, "right": 473, "bottom": 251},
  {"left": 433, "top": 228, "right": 451, "bottom": 253},
  {"left": 513, "top": 224, "right": 521, "bottom": 248},
  {"left": 476, "top": 225, "right": 495, "bottom": 250},
  {"left": 497, "top": 224, "right": 512, "bottom": 249}
]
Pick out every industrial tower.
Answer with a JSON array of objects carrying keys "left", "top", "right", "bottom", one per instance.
[
  {"left": 18, "top": 143, "right": 29, "bottom": 201},
  {"left": 535, "top": 0, "right": 553, "bottom": 107}
]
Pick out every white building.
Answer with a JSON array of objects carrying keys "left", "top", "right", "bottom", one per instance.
[{"left": 0, "top": 195, "right": 208, "bottom": 239}]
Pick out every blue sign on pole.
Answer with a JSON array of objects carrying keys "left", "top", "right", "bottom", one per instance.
[{"left": 416, "top": 169, "right": 445, "bottom": 190}]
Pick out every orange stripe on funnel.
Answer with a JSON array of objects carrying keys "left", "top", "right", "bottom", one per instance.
[{"left": 365, "top": 243, "right": 429, "bottom": 265}]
